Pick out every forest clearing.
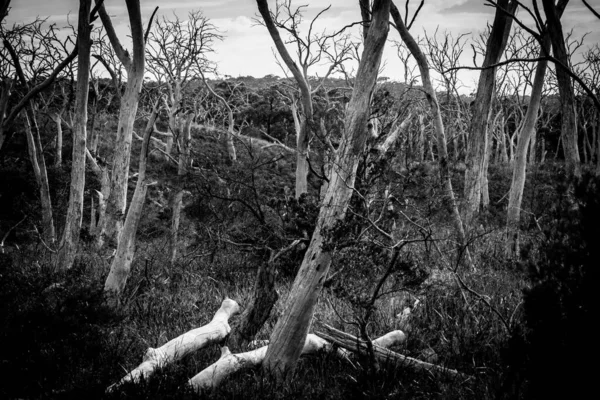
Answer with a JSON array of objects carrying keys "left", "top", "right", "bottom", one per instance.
[{"left": 0, "top": 0, "right": 598, "bottom": 398}]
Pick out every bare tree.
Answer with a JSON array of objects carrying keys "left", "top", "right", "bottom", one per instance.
[
  {"left": 146, "top": 10, "right": 220, "bottom": 263},
  {"left": 262, "top": 0, "right": 391, "bottom": 378},
  {"left": 390, "top": 1, "right": 471, "bottom": 268},
  {"left": 56, "top": 0, "right": 93, "bottom": 269},
  {"left": 1, "top": 18, "right": 77, "bottom": 244},
  {"left": 104, "top": 99, "right": 162, "bottom": 305},
  {"left": 506, "top": 1, "right": 568, "bottom": 257},
  {"left": 425, "top": 29, "right": 469, "bottom": 161},
  {"left": 543, "top": 0, "right": 580, "bottom": 176},
  {"left": 256, "top": 0, "right": 351, "bottom": 199},
  {"left": 94, "top": 0, "right": 156, "bottom": 247},
  {"left": 463, "top": 0, "right": 518, "bottom": 227}
]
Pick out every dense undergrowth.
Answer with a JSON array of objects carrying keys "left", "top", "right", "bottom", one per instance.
[{"left": 0, "top": 127, "right": 595, "bottom": 399}]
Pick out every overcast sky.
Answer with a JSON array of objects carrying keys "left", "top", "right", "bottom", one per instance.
[{"left": 4, "top": 0, "right": 599, "bottom": 93}]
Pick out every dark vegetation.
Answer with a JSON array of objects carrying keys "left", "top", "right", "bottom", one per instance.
[{"left": 1, "top": 75, "right": 596, "bottom": 398}]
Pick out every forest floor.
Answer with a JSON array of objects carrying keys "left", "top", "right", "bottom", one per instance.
[{"left": 0, "top": 127, "right": 593, "bottom": 399}]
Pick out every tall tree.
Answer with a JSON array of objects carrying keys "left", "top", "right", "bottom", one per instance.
[
  {"left": 94, "top": 0, "right": 151, "bottom": 247},
  {"left": 506, "top": 0, "right": 568, "bottom": 256},
  {"left": 463, "top": 0, "right": 518, "bottom": 226},
  {"left": 56, "top": 0, "right": 93, "bottom": 269},
  {"left": 104, "top": 100, "right": 161, "bottom": 305},
  {"left": 390, "top": 1, "right": 470, "bottom": 267},
  {"left": 256, "top": 0, "right": 350, "bottom": 199},
  {"left": 262, "top": 0, "right": 391, "bottom": 378},
  {"left": 542, "top": 0, "right": 580, "bottom": 177}
]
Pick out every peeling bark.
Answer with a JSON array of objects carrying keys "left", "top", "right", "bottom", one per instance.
[
  {"left": 261, "top": 0, "right": 391, "bottom": 378},
  {"left": 104, "top": 100, "right": 160, "bottom": 304},
  {"left": 108, "top": 298, "right": 240, "bottom": 390},
  {"left": 56, "top": 0, "right": 92, "bottom": 269}
]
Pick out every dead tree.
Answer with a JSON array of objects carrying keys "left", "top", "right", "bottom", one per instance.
[
  {"left": 390, "top": 1, "right": 471, "bottom": 268},
  {"left": 261, "top": 0, "right": 391, "bottom": 379},
  {"left": 104, "top": 99, "right": 162, "bottom": 304},
  {"left": 145, "top": 10, "right": 220, "bottom": 263},
  {"left": 94, "top": 0, "right": 155, "bottom": 247},
  {"left": 463, "top": 0, "right": 518, "bottom": 227},
  {"left": 56, "top": 0, "right": 93, "bottom": 270},
  {"left": 256, "top": 0, "right": 352, "bottom": 199}
]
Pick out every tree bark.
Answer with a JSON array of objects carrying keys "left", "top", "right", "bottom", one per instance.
[
  {"left": 104, "top": 100, "right": 160, "bottom": 305},
  {"left": 54, "top": 114, "right": 63, "bottom": 167},
  {"left": 190, "top": 330, "right": 405, "bottom": 392},
  {"left": 390, "top": 2, "right": 471, "bottom": 267},
  {"left": 506, "top": 1, "right": 568, "bottom": 257},
  {"left": 261, "top": 0, "right": 391, "bottom": 379},
  {"left": 169, "top": 113, "right": 194, "bottom": 265},
  {"left": 56, "top": 0, "right": 92, "bottom": 270},
  {"left": 108, "top": 298, "right": 240, "bottom": 390},
  {"left": 543, "top": 0, "right": 580, "bottom": 177},
  {"left": 24, "top": 112, "right": 56, "bottom": 245},
  {"left": 256, "top": 0, "right": 313, "bottom": 199},
  {"left": 463, "top": 0, "right": 517, "bottom": 226},
  {"left": 95, "top": 0, "right": 146, "bottom": 247}
]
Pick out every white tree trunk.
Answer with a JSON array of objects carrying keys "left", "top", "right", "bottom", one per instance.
[
  {"left": 108, "top": 298, "right": 240, "bottom": 391},
  {"left": 24, "top": 112, "right": 56, "bottom": 245},
  {"left": 262, "top": 0, "right": 391, "bottom": 378},
  {"left": 95, "top": 0, "right": 146, "bottom": 247},
  {"left": 190, "top": 330, "right": 405, "bottom": 391},
  {"left": 56, "top": 0, "right": 91, "bottom": 269},
  {"left": 463, "top": 0, "right": 517, "bottom": 226},
  {"left": 104, "top": 101, "right": 160, "bottom": 304},
  {"left": 169, "top": 113, "right": 194, "bottom": 264}
]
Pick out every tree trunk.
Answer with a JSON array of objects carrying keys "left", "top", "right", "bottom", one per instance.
[
  {"left": 24, "top": 111, "right": 56, "bottom": 245},
  {"left": 95, "top": 0, "right": 146, "bottom": 247},
  {"left": 261, "top": 0, "right": 391, "bottom": 379},
  {"left": 108, "top": 298, "right": 240, "bottom": 390},
  {"left": 463, "top": 0, "right": 517, "bottom": 226},
  {"left": 506, "top": 2, "right": 567, "bottom": 257},
  {"left": 53, "top": 114, "right": 63, "bottom": 167},
  {"left": 391, "top": 2, "right": 471, "bottom": 268},
  {"left": 169, "top": 113, "right": 194, "bottom": 265},
  {"left": 256, "top": 0, "right": 313, "bottom": 199},
  {"left": 543, "top": 0, "right": 580, "bottom": 177},
  {"left": 56, "top": 0, "right": 92, "bottom": 270},
  {"left": 104, "top": 101, "right": 160, "bottom": 305},
  {"left": 0, "top": 78, "right": 12, "bottom": 151}
]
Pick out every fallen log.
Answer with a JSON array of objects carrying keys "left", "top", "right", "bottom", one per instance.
[
  {"left": 107, "top": 298, "right": 240, "bottom": 391},
  {"left": 188, "top": 330, "right": 406, "bottom": 391},
  {"left": 315, "top": 324, "right": 470, "bottom": 379}
]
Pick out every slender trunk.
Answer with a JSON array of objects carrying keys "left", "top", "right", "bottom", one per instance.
[
  {"left": 0, "top": 78, "right": 12, "bottom": 151},
  {"left": 169, "top": 113, "right": 193, "bottom": 265},
  {"left": 56, "top": 0, "right": 92, "bottom": 270},
  {"left": 504, "top": 0, "right": 570, "bottom": 255},
  {"left": 24, "top": 112, "right": 56, "bottom": 245},
  {"left": 104, "top": 101, "right": 159, "bottom": 305},
  {"left": 262, "top": 0, "right": 390, "bottom": 378},
  {"left": 463, "top": 0, "right": 517, "bottom": 226},
  {"left": 95, "top": 0, "right": 146, "bottom": 247},
  {"left": 543, "top": 0, "right": 580, "bottom": 177},
  {"left": 418, "top": 114, "right": 425, "bottom": 162},
  {"left": 53, "top": 114, "right": 63, "bottom": 167},
  {"left": 529, "top": 129, "right": 537, "bottom": 164},
  {"left": 391, "top": 2, "right": 471, "bottom": 267}
]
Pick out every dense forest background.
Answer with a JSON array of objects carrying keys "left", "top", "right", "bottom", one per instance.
[{"left": 0, "top": 0, "right": 598, "bottom": 398}]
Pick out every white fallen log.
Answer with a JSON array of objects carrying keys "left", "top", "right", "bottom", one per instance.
[
  {"left": 108, "top": 298, "right": 240, "bottom": 391},
  {"left": 188, "top": 330, "right": 406, "bottom": 391},
  {"left": 315, "top": 324, "right": 469, "bottom": 379}
]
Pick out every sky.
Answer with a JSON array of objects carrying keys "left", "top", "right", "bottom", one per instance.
[{"left": 4, "top": 0, "right": 600, "bottom": 94}]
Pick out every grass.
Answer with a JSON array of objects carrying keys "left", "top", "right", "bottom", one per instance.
[{"left": 1, "top": 128, "right": 584, "bottom": 399}]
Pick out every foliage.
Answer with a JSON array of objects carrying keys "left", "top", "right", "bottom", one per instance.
[{"left": 505, "top": 173, "right": 599, "bottom": 399}]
